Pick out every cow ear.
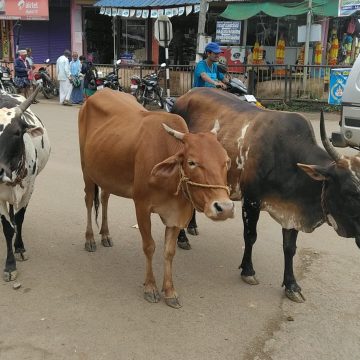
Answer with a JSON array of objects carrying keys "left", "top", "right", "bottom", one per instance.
[
  {"left": 26, "top": 126, "right": 44, "bottom": 138},
  {"left": 297, "top": 163, "right": 329, "bottom": 181},
  {"left": 151, "top": 153, "right": 183, "bottom": 179}
]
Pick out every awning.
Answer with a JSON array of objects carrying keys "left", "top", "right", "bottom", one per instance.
[
  {"left": 94, "top": 0, "right": 200, "bottom": 8},
  {"left": 220, "top": 0, "right": 339, "bottom": 20}
]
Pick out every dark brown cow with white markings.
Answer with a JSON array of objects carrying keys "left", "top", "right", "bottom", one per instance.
[
  {"left": 172, "top": 87, "right": 360, "bottom": 302},
  {"left": 78, "top": 89, "right": 234, "bottom": 308}
]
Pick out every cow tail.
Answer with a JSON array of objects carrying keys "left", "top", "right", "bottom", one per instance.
[{"left": 94, "top": 184, "right": 100, "bottom": 227}]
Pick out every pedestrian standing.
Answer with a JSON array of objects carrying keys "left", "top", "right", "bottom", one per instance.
[
  {"left": 69, "top": 52, "right": 83, "bottom": 104},
  {"left": 56, "top": 49, "right": 73, "bottom": 106},
  {"left": 81, "top": 57, "right": 98, "bottom": 99},
  {"left": 14, "top": 49, "right": 31, "bottom": 98},
  {"left": 26, "top": 48, "right": 39, "bottom": 104}
]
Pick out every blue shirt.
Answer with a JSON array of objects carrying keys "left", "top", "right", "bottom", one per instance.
[
  {"left": 14, "top": 57, "right": 29, "bottom": 78},
  {"left": 70, "top": 59, "right": 81, "bottom": 76},
  {"left": 193, "top": 60, "right": 224, "bottom": 88}
]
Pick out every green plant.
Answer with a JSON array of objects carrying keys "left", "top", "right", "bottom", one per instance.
[{"left": 264, "top": 101, "right": 341, "bottom": 113}]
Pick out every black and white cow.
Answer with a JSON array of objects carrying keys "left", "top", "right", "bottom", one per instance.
[{"left": 0, "top": 87, "right": 50, "bottom": 281}]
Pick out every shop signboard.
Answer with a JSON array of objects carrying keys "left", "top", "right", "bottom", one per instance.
[
  {"left": 219, "top": 46, "right": 245, "bottom": 73},
  {"left": 328, "top": 68, "right": 351, "bottom": 105},
  {"left": 0, "top": 0, "right": 49, "bottom": 20},
  {"left": 216, "top": 21, "right": 241, "bottom": 44},
  {"left": 338, "top": 0, "right": 360, "bottom": 16}
]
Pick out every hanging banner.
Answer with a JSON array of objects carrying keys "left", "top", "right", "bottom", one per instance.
[
  {"left": 165, "top": 8, "right": 173, "bottom": 17},
  {"left": 215, "top": 21, "right": 241, "bottom": 44},
  {"left": 99, "top": 5, "right": 190, "bottom": 19},
  {"left": 338, "top": 0, "right": 360, "bottom": 16},
  {"left": 0, "top": 0, "right": 49, "bottom": 20},
  {"left": 194, "top": 4, "right": 200, "bottom": 13},
  {"left": 328, "top": 68, "right": 351, "bottom": 104}
]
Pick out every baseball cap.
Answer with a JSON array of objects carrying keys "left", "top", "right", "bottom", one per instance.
[{"left": 205, "top": 42, "right": 223, "bottom": 54}]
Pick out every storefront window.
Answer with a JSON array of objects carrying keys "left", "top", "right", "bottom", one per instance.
[
  {"left": 118, "top": 19, "right": 147, "bottom": 63},
  {"left": 168, "top": 14, "right": 198, "bottom": 65}
]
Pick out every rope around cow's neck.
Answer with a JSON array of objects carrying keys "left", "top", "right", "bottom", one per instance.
[
  {"left": 175, "top": 164, "right": 230, "bottom": 212},
  {"left": 6, "top": 156, "right": 27, "bottom": 188}
]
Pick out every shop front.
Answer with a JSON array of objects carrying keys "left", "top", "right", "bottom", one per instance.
[
  {"left": 91, "top": 0, "right": 202, "bottom": 65},
  {"left": 0, "top": 0, "right": 70, "bottom": 63},
  {"left": 220, "top": 0, "right": 360, "bottom": 67}
]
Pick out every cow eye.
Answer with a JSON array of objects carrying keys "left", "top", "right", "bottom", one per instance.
[
  {"left": 188, "top": 160, "right": 197, "bottom": 168},
  {"left": 14, "top": 130, "right": 21, "bottom": 137}
]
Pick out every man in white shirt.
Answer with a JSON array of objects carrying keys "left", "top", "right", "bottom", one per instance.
[{"left": 56, "top": 49, "right": 73, "bottom": 106}]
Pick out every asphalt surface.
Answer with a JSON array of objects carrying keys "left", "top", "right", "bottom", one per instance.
[{"left": 0, "top": 96, "right": 359, "bottom": 360}]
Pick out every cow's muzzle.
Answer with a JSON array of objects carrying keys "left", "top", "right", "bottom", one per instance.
[{"left": 206, "top": 200, "right": 235, "bottom": 220}]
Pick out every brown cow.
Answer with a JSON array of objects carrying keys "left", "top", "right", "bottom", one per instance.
[{"left": 78, "top": 89, "right": 234, "bottom": 308}]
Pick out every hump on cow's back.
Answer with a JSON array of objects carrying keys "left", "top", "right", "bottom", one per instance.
[
  {"left": 142, "top": 111, "right": 189, "bottom": 134},
  {"left": 89, "top": 88, "right": 143, "bottom": 111}
]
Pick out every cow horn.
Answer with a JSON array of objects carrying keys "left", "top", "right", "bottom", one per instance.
[
  {"left": 211, "top": 119, "right": 220, "bottom": 135},
  {"left": 16, "top": 84, "right": 42, "bottom": 116},
  {"left": 320, "top": 109, "right": 342, "bottom": 162},
  {"left": 162, "top": 123, "right": 185, "bottom": 140}
]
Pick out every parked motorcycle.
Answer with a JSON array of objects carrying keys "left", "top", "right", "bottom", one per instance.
[
  {"left": 130, "top": 63, "right": 166, "bottom": 109},
  {"left": 0, "top": 65, "right": 17, "bottom": 94},
  {"left": 34, "top": 59, "right": 59, "bottom": 99},
  {"left": 94, "top": 60, "right": 123, "bottom": 92}
]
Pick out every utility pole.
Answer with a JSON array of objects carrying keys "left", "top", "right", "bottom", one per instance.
[
  {"left": 303, "top": 0, "right": 312, "bottom": 90},
  {"left": 195, "top": 0, "right": 208, "bottom": 62}
]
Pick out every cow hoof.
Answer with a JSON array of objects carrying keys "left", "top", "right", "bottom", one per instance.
[
  {"left": 164, "top": 296, "right": 182, "bottom": 309},
  {"left": 101, "top": 237, "right": 113, "bottom": 247},
  {"left": 177, "top": 240, "right": 191, "bottom": 250},
  {"left": 241, "top": 275, "right": 259, "bottom": 285},
  {"left": 15, "top": 252, "right": 28, "bottom": 261},
  {"left": 187, "top": 227, "right": 199, "bottom": 236},
  {"left": 285, "top": 289, "right": 306, "bottom": 303},
  {"left": 3, "top": 270, "right": 17, "bottom": 282},
  {"left": 85, "top": 242, "right": 97, "bottom": 252},
  {"left": 144, "top": 289, "right": 161, "bottom": 303}
]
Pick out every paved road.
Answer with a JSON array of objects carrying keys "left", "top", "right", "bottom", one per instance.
[{"left": 0, "top": 97, "right": 359, "bottom": 360}]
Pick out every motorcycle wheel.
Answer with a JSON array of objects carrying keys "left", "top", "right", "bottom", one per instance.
[
  {"left": 156, "top": 90, "right": 164, "bottom": 109},
  {"left": 135, "top": 88, "right": 146, "bottom": 105},
  {"left": 42, "top": 81, "right": 55, "bottom": 99},
  {"left": 4, "top": 83, "right": 17, "bottom": 94}
]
